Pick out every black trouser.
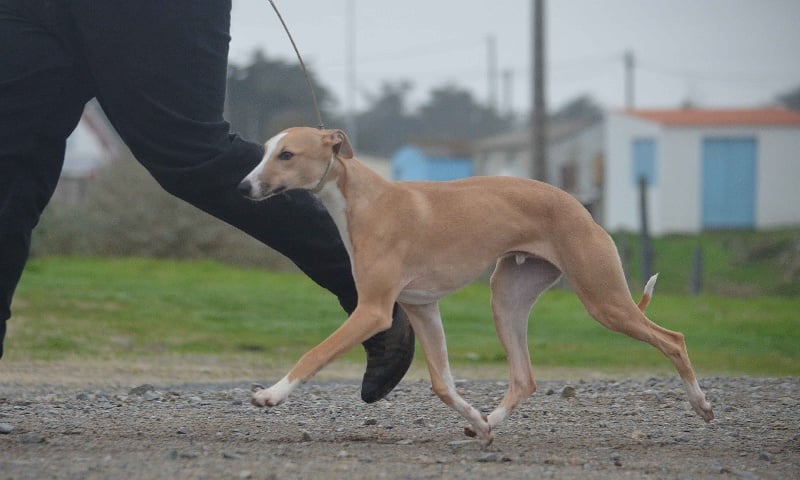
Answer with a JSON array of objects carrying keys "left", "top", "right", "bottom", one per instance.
[{"left": 0, "top": 0, "right": 358, "bottom": 357}]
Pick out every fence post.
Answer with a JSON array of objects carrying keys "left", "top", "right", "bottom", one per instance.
[
  {"left": 638, "top": 176, "right": 654, "bottom": 287},
  {"left": 690, "top": 240, "right": 703, "bottom": 295}
]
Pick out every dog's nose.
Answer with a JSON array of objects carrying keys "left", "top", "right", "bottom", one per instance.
[{"left": 237, "top": 180, "right": 252, "bottom": 197}]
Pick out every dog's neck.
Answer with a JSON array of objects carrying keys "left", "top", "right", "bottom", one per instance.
[{"left": 314, "top": 157, "right": 392, "bottom": 265}]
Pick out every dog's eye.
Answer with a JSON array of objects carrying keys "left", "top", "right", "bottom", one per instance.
[{"left": 278, "top": 151, "right": 294, "bottom": 161}]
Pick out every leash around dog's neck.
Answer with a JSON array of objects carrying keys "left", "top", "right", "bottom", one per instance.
[
  {"left": 310, "top": 155, "right": 336, "bottom": 194},
  {"left": 267, "top": 0, "right": 325, "bottom": 130}
]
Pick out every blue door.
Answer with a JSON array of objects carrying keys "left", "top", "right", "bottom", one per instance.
[
  {"left": 701, "top": 138, "right": 757, "bottom": 229},
  {"left": 632, "top": 139, "right": 657, "bottom": 186}
]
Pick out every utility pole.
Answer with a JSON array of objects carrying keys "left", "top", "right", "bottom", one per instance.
[
  {"left": 345, "top": 0, "right": 358, "bottom": 147},
  {"left": 624, "top": 49, "right": 635, "bottom": 109},
  {"left": 486, "top": 35, "right": 498, "bottom": 112},
  {"left": 530, "top": 0, "right": 547, "bottom": 182},
  {"left": 502, "top": 68, "right": 514, "bottom": 117}
]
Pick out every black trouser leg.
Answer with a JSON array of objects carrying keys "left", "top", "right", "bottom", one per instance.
[
  {"left": 65, "top": 0, "right": 360, "bottom": 308},
  {"left": 0, "top": 0, "right": 93, "bottom": 357}
]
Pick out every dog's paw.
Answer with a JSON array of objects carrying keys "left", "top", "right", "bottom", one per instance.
[
  {"left": 683, "top": 380, "right": 714, "bottom": 423},
  {"left": 250, "top": 377, "right": 298, "bottom": 408},
  {"left": 693, "top": 398, "right": 714, "bottom": 423},
  {"left": 463, "top": 422, "right": 493, "bottom": 447},
  {"left": 251, "top": 388, "right": 284, "bottom": 408}
]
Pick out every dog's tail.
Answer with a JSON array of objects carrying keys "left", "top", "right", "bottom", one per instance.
[{"left": 637, "top": 274, "right": 659, "bottom": 312}]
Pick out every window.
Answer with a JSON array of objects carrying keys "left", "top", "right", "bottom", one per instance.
[{"left": 632, "top": 138, "right": 657, "bottom": 186}]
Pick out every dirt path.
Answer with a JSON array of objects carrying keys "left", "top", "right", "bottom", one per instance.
[{"left": 1, "top": 373, "right": 798, "bottom": 480}]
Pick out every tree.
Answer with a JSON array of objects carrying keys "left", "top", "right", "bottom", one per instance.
[
  {"left": 225, "top": 50, "right": 335, "bottom": 140},
  {"left": 776, "top": 85, "right": 800, "bottom": 111},
  {"left": 355, "top": 81, "right": 415, "bottom": 156},
  {"left": 551, "top": 94, "right": 604, "bottom": 122},
  {"left": 413, "top": 85, "right": 510, "bottom": 140}
]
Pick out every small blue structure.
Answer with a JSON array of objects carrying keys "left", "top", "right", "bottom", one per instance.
[{"left": 392, "top": 144, "right": 473, "bottom": 181}]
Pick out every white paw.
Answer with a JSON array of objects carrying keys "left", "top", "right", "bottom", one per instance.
[
  {"left": 250, "top": 376, "right": 298, "bottom": 408},
  {"left": 251, "top": 388, "right": 284, "bottom": 408},
  {"left": 683, "top": 379, "right": 714, "bottom": 422},
  {"left": 692, "top": 397, "right": 714, "bottom": 422}
]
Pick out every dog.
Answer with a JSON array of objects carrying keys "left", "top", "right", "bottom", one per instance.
[{"left": 237, "top": 127, "right": 714, "bottom": 446}]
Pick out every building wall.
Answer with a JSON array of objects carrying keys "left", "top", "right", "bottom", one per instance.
[
  {"left": 548, "top": 122, "right": 605, "bottom": 205},
  {"left": 755, "top": 127, "right": 800, "bottom": 229},
  {"left": 605, "top": 113, "right": 663, "bottom": 233},
  {"left": 606, "top": 112, "right": 800, "bottom": 234},
  {"left": 392, "top": 145, "right": 473, "bottom": 181}
]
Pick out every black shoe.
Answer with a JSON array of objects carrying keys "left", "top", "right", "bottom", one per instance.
[{"left": 360, "top": 305, "right": 415, "bottom": 403}]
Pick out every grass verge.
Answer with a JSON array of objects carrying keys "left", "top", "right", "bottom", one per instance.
[{"left": 4, "top": 257, "right": 798, "bottom": 383}]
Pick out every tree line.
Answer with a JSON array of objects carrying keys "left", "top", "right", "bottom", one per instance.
[{"left": 225, "top": 50, "right": 512, "bottom": 157}]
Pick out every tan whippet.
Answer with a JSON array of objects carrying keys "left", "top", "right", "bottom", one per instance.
[{"left": 238, "top": 127, "right": 714, "bottom": 446}]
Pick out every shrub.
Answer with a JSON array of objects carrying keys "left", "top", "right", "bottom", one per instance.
[{"left": 31, "top": 154, "right": 295, "bottom": 271}]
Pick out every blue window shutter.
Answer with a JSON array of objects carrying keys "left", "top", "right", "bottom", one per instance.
[
  {"left": 632, "top": 139, "right": 657, "bottom": 186},
  {"left": 701, "top": 138, "right": 757, "bottom": 229}
]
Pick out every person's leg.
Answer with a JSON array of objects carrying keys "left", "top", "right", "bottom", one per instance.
[
  {"left": 0, "top": 0, "right": 94, "bottom": 358},
  {"left": 65, "top": 0, "right": 413, "bottom": 400}
]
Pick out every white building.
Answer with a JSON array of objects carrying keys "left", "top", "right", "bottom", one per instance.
[
  {"left": 471, "top": 118, "right": 605, "bottom": 219},
  {"left": 54, "top": 101, "right": 121, "bottom": 205},
  {"left": 605, "top": 108, "right": 800, "bottom": 234}
]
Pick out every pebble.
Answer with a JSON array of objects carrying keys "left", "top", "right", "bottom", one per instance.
[
  {"left": 0, "top": 423, "right": 14, "bottom": 434},
  {"left": 363, "top": 418, "right": 378, "bottom": 426},
  {"left": 448, "top": 439, "right": 477, "bottom": 448},
  {"left": 143, "top": 391, "right": 162, "bottom": 402},
  {"left": 223, "top": 451, "right": 242, "bottom": 460},
  {"left": 476, "top": 452, "right": 500, "bottom": 462},
  {"left": 561, "top": 386, "right": 576, "bottom": 398},
  {"left": 129, "top": 384, "right": 155, "bottom": 396},
  {"left": 20, "top": 433, "right": 45, "bottom": 444}
]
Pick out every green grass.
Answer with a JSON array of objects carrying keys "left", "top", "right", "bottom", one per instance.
[
  {"left": 7, "top": 256, "right": 799, "bottom": 377},
  {"left": 615, "top": 228, "right": 800, "bottom": 296}
]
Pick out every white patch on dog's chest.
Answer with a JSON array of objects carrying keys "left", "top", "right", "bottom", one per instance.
[{"left": 318, "top": 183, "right": 355, "bottom": 269}]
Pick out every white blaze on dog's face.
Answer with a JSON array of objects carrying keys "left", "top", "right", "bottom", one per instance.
[{"left": 238, "top": 127, "right": 352, "bottom": 201}]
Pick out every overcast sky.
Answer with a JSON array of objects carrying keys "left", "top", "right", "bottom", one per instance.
[{"left": 229, "top": 0, "right": 800, "bottom": 116}]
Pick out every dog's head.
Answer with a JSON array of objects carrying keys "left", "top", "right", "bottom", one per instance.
[{"left": 238, "top": 127, "right": 353, "bottom": 201}]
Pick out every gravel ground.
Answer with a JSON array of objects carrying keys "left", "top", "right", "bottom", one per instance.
[{"left": 1, "top": 376, "right": 798, "bottom": 479}]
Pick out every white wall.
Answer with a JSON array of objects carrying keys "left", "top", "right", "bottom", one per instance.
[
  {"left": 606, "top": 112, "right": 800, "bottom": 234},
  {"left": 756, "top": 127, "right": 800, "bottom": 229},
  {"left": 604, "top": 113, "right": 662, "bottom": 233},
  {"left": 548, "top": 123, "right": 604, "bottom": 204}
]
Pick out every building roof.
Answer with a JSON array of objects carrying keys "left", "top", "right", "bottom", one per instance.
[
  {"left": 622, "top": 107, "right": 800, "bottom": 127},
  {"left": 470, "top": 117, "right": 601, "bottom": 153}
]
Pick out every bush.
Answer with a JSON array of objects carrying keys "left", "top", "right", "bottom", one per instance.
[{"left": 31, "top": 154, "right": 295, "bottom": 271}]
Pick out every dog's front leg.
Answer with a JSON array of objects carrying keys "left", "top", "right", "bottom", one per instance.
[
  {"left": 400, "top": 302, "right": 493, "bottom": 447},
  {"left": 252, "top": 300, "right": 395, "bottom": 408}
]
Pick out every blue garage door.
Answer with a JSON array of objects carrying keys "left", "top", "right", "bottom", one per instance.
[{"left": 701, "top": 138, "right": 757, "bottom": 229}]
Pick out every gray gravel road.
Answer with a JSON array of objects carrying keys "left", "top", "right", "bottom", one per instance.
[{"left": 1, "top": 376, "right": 798, "bottom": 479}]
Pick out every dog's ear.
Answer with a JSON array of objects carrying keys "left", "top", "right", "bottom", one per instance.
[{"left": 325, "top": 130, "right": 354, "bottom": 160}]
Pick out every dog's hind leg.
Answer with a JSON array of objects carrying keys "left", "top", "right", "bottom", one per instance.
[
  {"left": 482, "top": 255, "right": 562, "bottom": 431},
  {"left": 399, "top": 301, "right": 493, "bottom": 447},
  {"left": 564, "top": 234, "right": 714, "bottom": 422}
]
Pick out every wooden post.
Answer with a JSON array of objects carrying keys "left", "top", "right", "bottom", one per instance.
[
  {"left": 639, "top": 176, "right": 653, "bottom": 287},
  {"left": 690, "top": 240, "right": 703, "bottom": 295}
]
